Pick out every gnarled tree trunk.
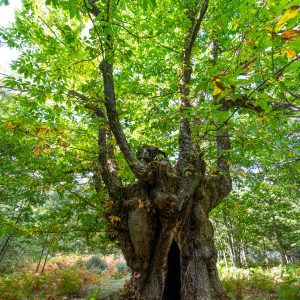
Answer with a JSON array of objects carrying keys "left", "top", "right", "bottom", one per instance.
[
  {"left": 104, "top": 151, "right": 231, "bottom": 300},
  {"left": 86, "top": 1, "right": 232, "bottom": 299}
]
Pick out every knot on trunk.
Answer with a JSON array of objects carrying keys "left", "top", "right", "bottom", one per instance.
[
  {"left": 154, "top": 192, "right": 178, "bottom": 212},
  {"left": 136, "top": 145, "right": 175, "bottom": 184},
  {"left": 137, "top": 145, "right": 168, "bottom": 164}
]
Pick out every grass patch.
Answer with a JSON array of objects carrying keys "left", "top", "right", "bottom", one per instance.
[
  {"left": 218, "top": 264, "right": 300, "bottom": 299},
  {"left": 0, "top": 267, "right": 92, "bottom": 299},
  {"left": 0, "top": 255, "right": 298, "bottom": 300}
]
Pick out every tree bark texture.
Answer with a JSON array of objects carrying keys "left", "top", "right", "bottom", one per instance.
[{"left": 102, "top": 149, "right": 231, "bottom": 300}]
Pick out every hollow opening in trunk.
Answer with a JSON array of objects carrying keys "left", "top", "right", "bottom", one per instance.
[{"left": 163, "top": 240, "right": 181, "bottom": 300}]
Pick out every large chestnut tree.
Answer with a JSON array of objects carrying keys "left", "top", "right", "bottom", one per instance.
[{"left": 1, "top": 0, "right": 299, "bottom": 298}]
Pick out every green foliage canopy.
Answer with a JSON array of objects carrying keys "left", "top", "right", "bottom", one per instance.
[{"left": 0, "top": 0, "right": 299, "bottom": 260}]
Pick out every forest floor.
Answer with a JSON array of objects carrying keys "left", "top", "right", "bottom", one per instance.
[{"left": 0, "top": 254, "right": 299, "bottom": 299}]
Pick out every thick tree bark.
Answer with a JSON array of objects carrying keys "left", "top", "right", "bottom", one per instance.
[
  {"left": 101, "top": 152, "right": 231, "bottom": 300},
  {"left": 79, "top": 1, "right": 297, "bottom": 297}
]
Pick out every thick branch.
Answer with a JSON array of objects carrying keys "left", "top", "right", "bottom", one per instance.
[
  {"left": 100, "top": 60, "right": 147, "bottom": 181},
  {"left": 207, "top": 105, "right": 232, "bottom": 210},
  {"left": 84, "top": 0, "right": 104, "bottom": 54},
  {"left": 207, "top": 39, "right": 232, "bottom": 210},
  {"left": 176, "top": 1, "right": 210, "bottom": 210},
  {"left": 184, "top": 0, "right": 210, "bottom": 65},
  {"left": 220, "top": 96, "right": 300, "bottom": 113},
  {"left": 97, "top": 1, "right": 151, "bottom": 182},
  {"left": 67, "top": 90, "right": 122, "bottom": 197},
  {"left": 216, "top": 130, "right": 231, "bottom": 176},
  {"left": 178, "top": 0, "right": 209, "bottom": 168},
  {"left": 97, "top": 109, "right": 122, "bottom": 198},
  {"left": 86, "top": 0, "right": 100, "bottom": 17},
  {"left": 215, "top": 55, "right": 300, "bottom": 131},
  {"left": 68, "top": 90, "right": 105, "bottom": 117}
]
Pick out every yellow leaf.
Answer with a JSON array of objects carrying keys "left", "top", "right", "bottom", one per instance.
[
  {"left": 138, "top": 199, "right": 144, "bottom": 208},
  {"left": 6, "top": 121, "right": 15, "bottom": 130},
  {"left": 276, "top": 5, "right": 300, "bottom": 32},
  {"left": 238, "top": 170, "right": 246, "bottom": 177},
  {"left": 212, "top": 86, "right": 222, "bottom": 96},
  {"left": 265, "top": 26, "right": 273, "bottom": 32},
  {"left": 258, "top": 115, "right": 269, "bottom": 123},
  {"left": 33, "top": 148, "right": 40, "bottom": 156},
  {"left": 109, "top": 215, "right": 120, "bottom": 224},
  {"left": 285, "top": 48, "right": 297, "bottom": 59},
  {"left": 42, "top": 148, "right": 51, "bottom": 154}
]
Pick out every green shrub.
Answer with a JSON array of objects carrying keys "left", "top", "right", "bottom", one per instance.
[
  {"left": 221, "top": 277, "right": 238, "bottom": 296},
  {"left": 86, "top": 255, "right": 108, "bottom": 272},
  {"left": 0, "top": 272, "right": 42, "bottom": 299},
  {"left": 278, "top": 284, "right": 300, "bottom": 300},
  {"left": 116, "top": 261, "right": 128, "bottom": 273},
  {"left": 248, "top": 268, "right": 275, "bottom": 292},
  {"left": 57, "top": 268, "right": 82, "bottom": 296}
]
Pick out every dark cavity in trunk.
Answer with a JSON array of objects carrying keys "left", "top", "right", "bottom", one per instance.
[{"left": 163, "top": 241, "right": 181, "bottom": 300}]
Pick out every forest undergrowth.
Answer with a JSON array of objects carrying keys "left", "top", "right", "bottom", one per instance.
[{"left": 0, "top": 254, "right": 299, "bottom": 300}]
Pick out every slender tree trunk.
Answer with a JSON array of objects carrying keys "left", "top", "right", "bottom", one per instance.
[
  {"left": 0, "top": 236, "right": 11, "bottom": 264},
  {"left": 13, "top": 249, "right": 24, "bottom": 269},
  {"left": 0, "top": 208, "right": 24, "bottom": 264},
  {"left": 272, "top": 218, "right": 287, "bottom": 265},
  {"left": 40, "top": 249, "right": 50, "bottom": 274},
  {"left": 222, "top": 249, "right": 228, "bottom": 268},
  {"left": 36, "top": 244, "right": 46, "bottom": 273},
  {"left": 285, "top": 254, "right": 290, "bottom": 264},
  {"left": 241, "top": 243, "right": 248, "bottom": 269},
  {"left": 222, "top": 211, "right": 241, "bottom": 268}
]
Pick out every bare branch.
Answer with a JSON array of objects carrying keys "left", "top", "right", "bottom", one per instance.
[
  {"left": 215, "top": 55, "right": 300, "bottom": 131},
  {"left": 219, "top": 96, "right": 300, "bottom": 113}
]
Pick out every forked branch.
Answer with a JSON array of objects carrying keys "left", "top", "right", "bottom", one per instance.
[
  {"left": 100, "top": 60, "right": 148, "bottom": 181},
  {"left": 95, "top": 1, "right": 151, "bottom": 182}
]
